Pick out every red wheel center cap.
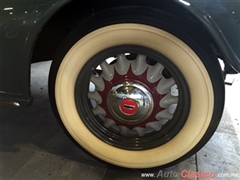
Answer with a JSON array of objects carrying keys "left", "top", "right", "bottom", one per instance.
[{"left": 119, "top": 98, "right": 138, "bottom": 115}]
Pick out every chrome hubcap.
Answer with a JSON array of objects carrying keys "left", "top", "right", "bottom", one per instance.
[{"left": 107, "top": 82, "right": 154, "bottom": 124}]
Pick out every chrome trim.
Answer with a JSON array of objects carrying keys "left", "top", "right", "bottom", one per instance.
[{"left": 0, "top": 101, "right": 20, "bottom": 108}]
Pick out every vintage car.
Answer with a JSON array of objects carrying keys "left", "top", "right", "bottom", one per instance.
[{"left": 1, "top": 0, "right": 240, "bottom": 169}]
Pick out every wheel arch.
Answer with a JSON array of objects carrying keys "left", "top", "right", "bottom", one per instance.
[
  {"left": 32, "top": 1, "right": 230, "bottom": 77},
  {"left": 32, "top": 1, "right": 223, "bottom": 66},
  {"left": 31, "top": 1, "right": 93, "bottom": 63}
]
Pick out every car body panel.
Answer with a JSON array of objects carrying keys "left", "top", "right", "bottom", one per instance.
[
  {"left": 0, "top": 0, "right": 239, "bottom": 108},
  {"left": 175, "top": 0, "right": 240, "bottom": 73},
  {"left": 0, "top": 0, "right": 71, "bottom": 108}
]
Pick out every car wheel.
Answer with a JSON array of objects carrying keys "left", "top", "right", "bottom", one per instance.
[{"left": 49, "top": 8, "right": 225, "bottom": 169}]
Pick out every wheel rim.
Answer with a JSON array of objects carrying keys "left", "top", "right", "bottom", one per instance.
[{"left": 75, "top": 45, "right": 190, "bottom": 150}]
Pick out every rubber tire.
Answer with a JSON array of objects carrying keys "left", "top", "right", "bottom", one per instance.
[{"left": 49, "top": 7, "right": 225, "bottom": 169}]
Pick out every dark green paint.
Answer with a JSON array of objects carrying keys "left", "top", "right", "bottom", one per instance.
[{"left": 0, "top": 0, "right": 70, "bottom": 108}]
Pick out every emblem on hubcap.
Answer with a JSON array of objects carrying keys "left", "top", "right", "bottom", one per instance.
[{"left": 119, "top": 98, "right": 138, "bottom": 115}]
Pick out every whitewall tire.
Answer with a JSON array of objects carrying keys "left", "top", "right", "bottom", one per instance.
[{"left": 49, "top": 9, "right": 224, "bottom": 169}]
